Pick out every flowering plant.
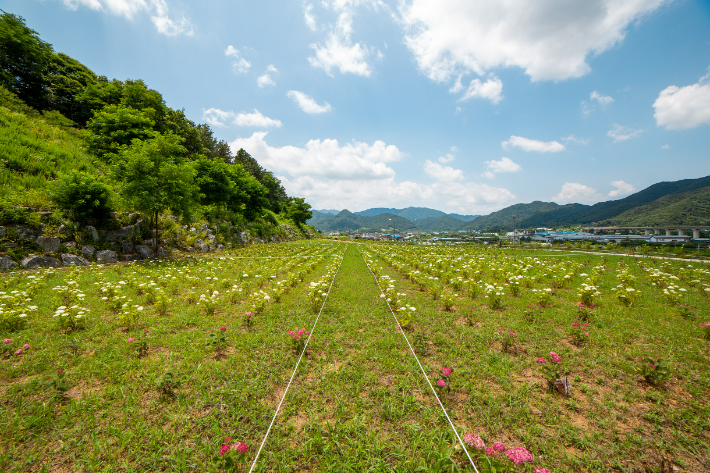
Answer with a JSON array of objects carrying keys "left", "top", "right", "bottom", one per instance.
[
  {"left": 577, "top": 282, "right": 600, "bottom": 307},
  {"left": 287, "top": 328, "right": 309, "bottom": 354},
  {"left": 213, "top": 437, "right": 249, "bottom": 472},
  {"left": 441, "top": 290, "right": 455, "bottom": 311},
  {"left": 639, "top": 357, "right": 671, "bottom": 386},
  {"left": 208, "top": 327, "right": 228, "bottom": 353},
  {"left": 157, "top": 371, "right": 181, "bottom": 399},
  {"left": 498, "top": 327, "right": 518, "bottom": 354},
  {"left": 50, "top": 368, "right": 70, "bottom": 400},
  {"left": 484, "top": 284, "right": 505, "bottom": 310},
  {"left": 532, "top": 288, "right": 552, "bottom": 307},
  {"left": 570, "top": 322, "right": 590, "bottom": 347},
  {"left": 54, "top": 305, "right": 89, "bottom": 332},
  {"left": 701, "top": 322, "right": 710, "bottom": 340},
  {"left": 243, "top": 311, "right": 255, "bottom": 331},
  {"left": 538, "top": 351, "right": 570, "bottom": 394}
]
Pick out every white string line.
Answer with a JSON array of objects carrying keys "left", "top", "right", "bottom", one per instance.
[
  {"left": 248, "top": 249, "right": 346, "bottom": 473},
  {"left": 356, "top": 245, "right": 480, "bottom": 473}
]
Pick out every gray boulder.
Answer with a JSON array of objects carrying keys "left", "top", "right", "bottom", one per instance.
[
  {"left": 158, "top": 247, "right": 169, "bottom": 258},
  {"left": 64, "top": 241, "right": 77, "bottom": 248},
  {"left": 0, "top": 256, "right": 18, "bottom": 271},
  {"left": 80, "top": 245, "right": 95, "bottom": 259},
  {"left": 21, "top": 255, "right": 61, "bottom": 268},
  {"left": 136, "top": 245, "right": 154, "bottom": 259},
  {"left": 122, "top": 240, "right": 135, "bottom": 254},
  {"left": 217, "top": 244, "right": 225, "bottom": 250},
  {"left": 96, "top": 249, "right": 118, "bottom": 264},
  {"left": 61, "top": 254, "right": 90, "bottom": 266},
  {"left": 104, "top": 226, "right": 136, "bottom": 242},
  {"left": 0, "top": 226, "right": 6, "bottom": 238},
  {"left": 199, "top": 243, "right": 209, "bottom": 252},
  {"left": 10, "top": 225, "right": 37, "bottom": 240},
  {"left": 239, "top": 231, "right": 250, "bottom": 243},
  {"left": 36, "top": 236, "right": 61, "bottom": 253},
  {"left": 84, "top": 226, "right": 99, "bottom": 242}
]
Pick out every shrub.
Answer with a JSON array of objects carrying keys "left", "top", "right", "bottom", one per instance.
[{"left": 50, "top": 171, "right": 113, "bottom": 222}]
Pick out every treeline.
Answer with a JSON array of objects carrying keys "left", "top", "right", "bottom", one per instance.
[{"left": 0, "top": 10, "right": 311, "bottom": 236}]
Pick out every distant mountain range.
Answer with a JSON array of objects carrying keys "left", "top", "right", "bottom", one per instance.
[{"left": 308, "top": 175, "right": 710, "bottom": 233}]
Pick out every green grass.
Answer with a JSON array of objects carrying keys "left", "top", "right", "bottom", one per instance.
[{"left": 1, "top": 241, "right": 709, "bottom": 472}]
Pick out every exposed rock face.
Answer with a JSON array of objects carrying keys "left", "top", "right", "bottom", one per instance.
[
  {"left": 21, "top": 255, "right": 61, "bottom": 268},
  {"left": 217, "top": 244, "right": 225, "bottom": 250},
  {"left": 0, "top": 226, "right": 5, "bottom": 239},
  {"left": 0, "top": 255, "right": 18, "bottom": 271},
  {"left": 136, "top": 245, "right": 154, "bottom": 259},
  {"left": 95, "top": 250, "right": 118, "bottom": 264},
  {"left": 122, "top": 240, "right": 135, "bottom": 254},
  {"left": 36, "top": 236, "right": 61, "bottom": 253},
  {"left": 9, "top": 225, "right": 37, "bottom": 240},
  {"left": 197, "top": 243, "right": 208, "bottom": 252},
  {"left": 61, "top": 254, "right": 90, "bottom": 266},
  {"left": 84, "top": 226, "right": 99, "bottom": 242},
  {"left": 104, "top": 226, "right": 137, "bottom": 242},
  {"left": 80, "top": 245, "right": 95, "bottom": 259},
  {"left": 239, "top": 232, "right": 250, "bottom": 243}
]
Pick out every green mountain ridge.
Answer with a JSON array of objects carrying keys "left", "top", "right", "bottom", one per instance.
[{"left": 597, "top": 186, "right": 710, "bottom": 227}]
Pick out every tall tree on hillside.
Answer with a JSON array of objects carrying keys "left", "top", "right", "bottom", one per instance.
[
  {"left": 113, "top": 133, "right": 199, "bottom": 251},
  {"left": 44, "top": 52, "right": 97, "bottom": 123},
  {"left": 0, "top": 11, "right": 53, "bottom": 109},
  {"left": 85, "top": 105, "right": 156, "bottom": 161},
  {"left": 285, "top": 197, "right": 312, "bottom": 227},
  {"left": 196, "top": 124, "right": 233, "bottom": 162},
  {"left": 234, "top": 148, "right": 288, "bottom": 212}
]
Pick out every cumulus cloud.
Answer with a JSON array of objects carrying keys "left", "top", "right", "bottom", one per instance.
[
  {"left": 304, "top": 3, "right": 317, "bottom": 31},
  {"left": 483, "top": 157, "right": 522, "bottom": 179},
  {"left": 287, "top": 90, "right": 332, "bottom": 113},
  {"left": 457, "top": 75, "right": 503, "bottom": 103},
  {"left": 502, "top": 135, "right": 565, "bottom": 153},
  {"left": 62, "top": 0, "right": 193, "bottom": 36},
  {"left": 608, "top": 180, "right": 636, "bottom": 198},
  {"left": 582, "top": 90, "right": 614, "bottom": 115},
  {"left": 399, "top": 0, "right": 668, "bottom": 83},
  {"left": 202, "top": 108, "right": 281, "bottom": 128},
  {"left": 607, "top": 124, "right": 643, "bottom": 142},
  {"left": 225, "top": 46, "right": 251, "bottom": 74},
  {"left": 653, "top": 71, "right": 710, "bottom": 130},
  {"left": 424, "top": 160, "right": 464, "bottom": 181},
  {"left": 230, "top": 132, "right": 402, "bottom": 180},
  {"left": 257, "top": 65, "right": 278, "bottom": 88},
  {"left": 553, "top": 182, "right": 601, "bottom": 204},
  {"left": 561, "top": 135, "right": 590, "bottom": 145}
]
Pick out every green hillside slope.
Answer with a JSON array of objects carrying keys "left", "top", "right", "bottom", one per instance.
[
  {"left": 466, "top": 201, "right": 562, "bottom": 232},
  {"left": 414, "top": 214, "right": 468, "bottom": 232},
  {"left": 397, "top": 207, "right": 447, "bottom": 221},
  {"left": 598, "top": 186, "right": 710, "bottom": 226},
  {"left": 312, "top": 210, "right": 418, "bottom": 233}
]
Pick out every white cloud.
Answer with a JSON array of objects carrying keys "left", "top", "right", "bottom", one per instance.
[
  {"left": 561, "top": 135, "right": 590, "bottom": 145},
  {"left": 257, "top": 65, "right": 278, "bottom": 87},
  {"left": 502, "top": 135, "right": 565, "bottom": 153},
  {"left": 608, "top": 180, "right": 636, "bottom": 198},
  {"left": 399, "top": 0, "right": 669, "bottom": 83},
  {"left": 553, "top": 182, "right": 601, "bottom": 204},
  {"left": 61, "top": 0, "right": 193, "bottom": 36},
  {"left": 424, "top": 160, "right": 464, "bottom": 181},
  {"left": 459, "top": 75, "right": 503, "bottom": 103},
  {"left": 308, "top": 8, "right": 374, "bottom": 76},
  {"left": 304, "top": 3, "right": 317, "bottom": 31},
  {"left": 661, "top": 144, "right": 670, "bottom": 149},
  {"left": 590, "top": 90, "right": 614, "bottom": 106},
  {"left": 202, "top": 108, "right": 281, "bottom": 128},
  {"left": 483, "top": 157, "right": 522, "bottom": 179},
  {"left": 607, "top": 124, "right": 643, "bottom": 142},
  {"left": 653, "top": 71, "right": 710, "bottom": 130},
  {"left": 287, "top": 90, "right": 332, "bottom": 113},
  {"left": 225, "top": 45, "right": 251, "bottom": 74},
  {"left": 230, "top": 132, "right": 402, "bottom": 180}
]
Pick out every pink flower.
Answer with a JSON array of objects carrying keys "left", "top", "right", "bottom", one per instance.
[
  {"left": 293, "top": 334, "right": 299, "bottom": 340},
  {"left": 245, "top": 312, "right": 252, "bottom": 316},
  {"left": 585, "top": 332, "right": 589, "bottom": 337},
  {"left": 441, "top": 367, "right": 452, "bottom": 377},
  {"left": 701, "top": 323, "right": 710, "bottom": 327},
  {"left": 533, "top": 469, "right": 552, "bottom": 473},
  {"left": 305, "top": 331, "right": 310, "bottom": 335},
  {"left": 128, "top": 338, "right": 135, "bottom": 343},
  {"left": 436, "top": 379, "right": 446, "bottom": 387},
  {"left": 462, "top": 433, "right": 485, "bottom": 450},
  {"left": 219, "top": 444, "right": 231, "bottom": 455},
  {"left": 287, "top": 330, "right": 295, "bottom": 335},
  {"left": 536, "top": 357, "right": 547, "bottom": 364},
  {"left": 572, "top": 322, "right": 581, "bottom": 327},
  {"left": 23, "top": 343, "right": 30, "bottom": 351},
  {"left": 224, "top": 437, "right": 233, "bottom": 443},
  {"left": 505, "top": 447, "right": 533, "bottom": 465},
  {"left": 298, "top": 328, "right": 305, "bottom": 336},
  {"left": 236, "top": 442, "right": 249, "bottom": 454},
  {"left": 492, "top": 441, "right": 505, "bottom": 452},
  {"left": 485, "top": 447, "right": 497, "bottom": 457},
  {"left": 549, "top": 351, "right": 558, "bottom": 357},
  {"left": 144, "top": 329, "right": 149, "bottom": 333},
  {"left": 3, "top": 338, "right": 11, "bottom": 344},
  {"left": 220, "top": 326, "right": 226, "bottom": 331},
  {"left": 318, "top": 351, "right": 322, "bottom": 355},
  {"left": 649, "top": 363, "right": 656, "bottom": 368},
  {"left": 57, "top": 368, "right": 64, "bottom": 374},
  {"left": 14, "top": 348, "right": 22, "bottom": 355},
  {"left": 583, "top": 323, "right": 588, "bottom": 327},
  {"left": 551, "top": 355, "right": 562, "bottom": 363}
]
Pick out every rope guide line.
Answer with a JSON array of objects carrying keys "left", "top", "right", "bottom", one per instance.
[
  {"left": 356, "top": 244, "right": 480, "bottom": 473},
  {"left": 247, "top": 247, "right": 346, "bottom": 473}
]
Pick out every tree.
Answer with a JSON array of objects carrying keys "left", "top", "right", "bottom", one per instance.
[
  {"left": 85, "top": 104, "right": 156, "bottom": 161},
  {"left": 196, "top": 124, "right": 232, "bottom": 162},
  {"left": 75, "top": 76, "right": 124, "bottom": 125},
  {"left": 50, "top": 171, "right": 113, "bottom": 223},
  {"left": 233, "top": 148, "right": 288, "bottom": 212},
  {"left": 44, "top": 52, "right": 97, "bottom": 124},
  {"left": 113, "top": 134, "right": 199, "bottom": 251},
  {"left": 285, "top": 197, "right": 312, "bottom": 227},
  {"left": 0, "top": 11, "right": 53, "bottom": 109}
]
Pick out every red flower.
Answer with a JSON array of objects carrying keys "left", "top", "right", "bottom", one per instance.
[{"left": 219, "top": 444, "right": 231, "bottom": 455}]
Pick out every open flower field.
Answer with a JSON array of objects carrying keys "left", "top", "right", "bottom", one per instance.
[{"left": 1, "top": 241, "right": 709, "bottom": 472}]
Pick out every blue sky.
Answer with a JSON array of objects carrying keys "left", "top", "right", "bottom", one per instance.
[{"left": 3, "top": 0, "right": 710, "bottom": 214}]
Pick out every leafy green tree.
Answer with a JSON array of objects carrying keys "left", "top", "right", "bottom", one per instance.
[
  {"left": 233, "top": 148, "right": 287, "bottom": 212},
  {"left": 44, "top": 53, "right": 97, "bottom": 124},
  {"left": 75, "top": 76, "right": 124, "bottom": 124},
  {"left": 113, "top": 134, "right": 199, "bottom": 250},
  {"left": 165, "top": 108, "right": 205, "bottom": 159},
  {"left": 85, "top": 104, "right": 156, "bottom": 161},
  {"left": 196, "top": 124, "right": 232, "bottom": 162},
  {"left": 50, "top": 171, "right": 113, "bottom": 222},
  {"left": 285, "top": 197, "right": 312, "bottom": 226},
  {"left": 120, "top": 79, "right": 167, "bottom": 130},
  {"left": 0, "top": 11, "right": 53, "bottom": 109}
]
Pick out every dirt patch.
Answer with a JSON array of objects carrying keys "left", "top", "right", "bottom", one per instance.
[{"left": 67, "top": 382, "right": 103, "bottom": 400}]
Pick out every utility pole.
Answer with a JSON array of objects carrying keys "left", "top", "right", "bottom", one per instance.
[{"left": 512, "top": 214, "right": 517, "bottom": 246}]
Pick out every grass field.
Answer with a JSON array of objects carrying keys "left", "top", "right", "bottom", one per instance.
[{"left": 1, "top": 241, "right": 709, "bottom": 472}]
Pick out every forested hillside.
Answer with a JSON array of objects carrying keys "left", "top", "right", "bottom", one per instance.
[{"left": 0, "top": 11, "right": 312, "bottom": 236}]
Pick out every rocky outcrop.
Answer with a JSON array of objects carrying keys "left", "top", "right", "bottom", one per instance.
[
  {"left": 0, "top": 255, "right": 18, "bottom": 271},
  {"left": 61, "top": 254, "right": 90, "bottom": 266},
  {"left": 95, "top": 250, "right": 118, "bottom": 264},
  {"left": 84, "top": 226, "right": 99, "bottom": 242},
  {"left": 21, "top": 255, "right": 61, "bottom": 268},
  {"left": 122, "top": 240, "right": 135, "bottom": 254},
  {"left": 80, "top": 245, "right": 95, "bottom": 259},
  {"left": 36, "top": 236, "right": 61, "bottom": 253},
  {"left": 136, "top": 245, "right": 154, "bottom": 259}
]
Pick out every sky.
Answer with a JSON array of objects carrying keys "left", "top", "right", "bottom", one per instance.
[{"left": 3, "top": 0, "right": 710, "bottom": 215}]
